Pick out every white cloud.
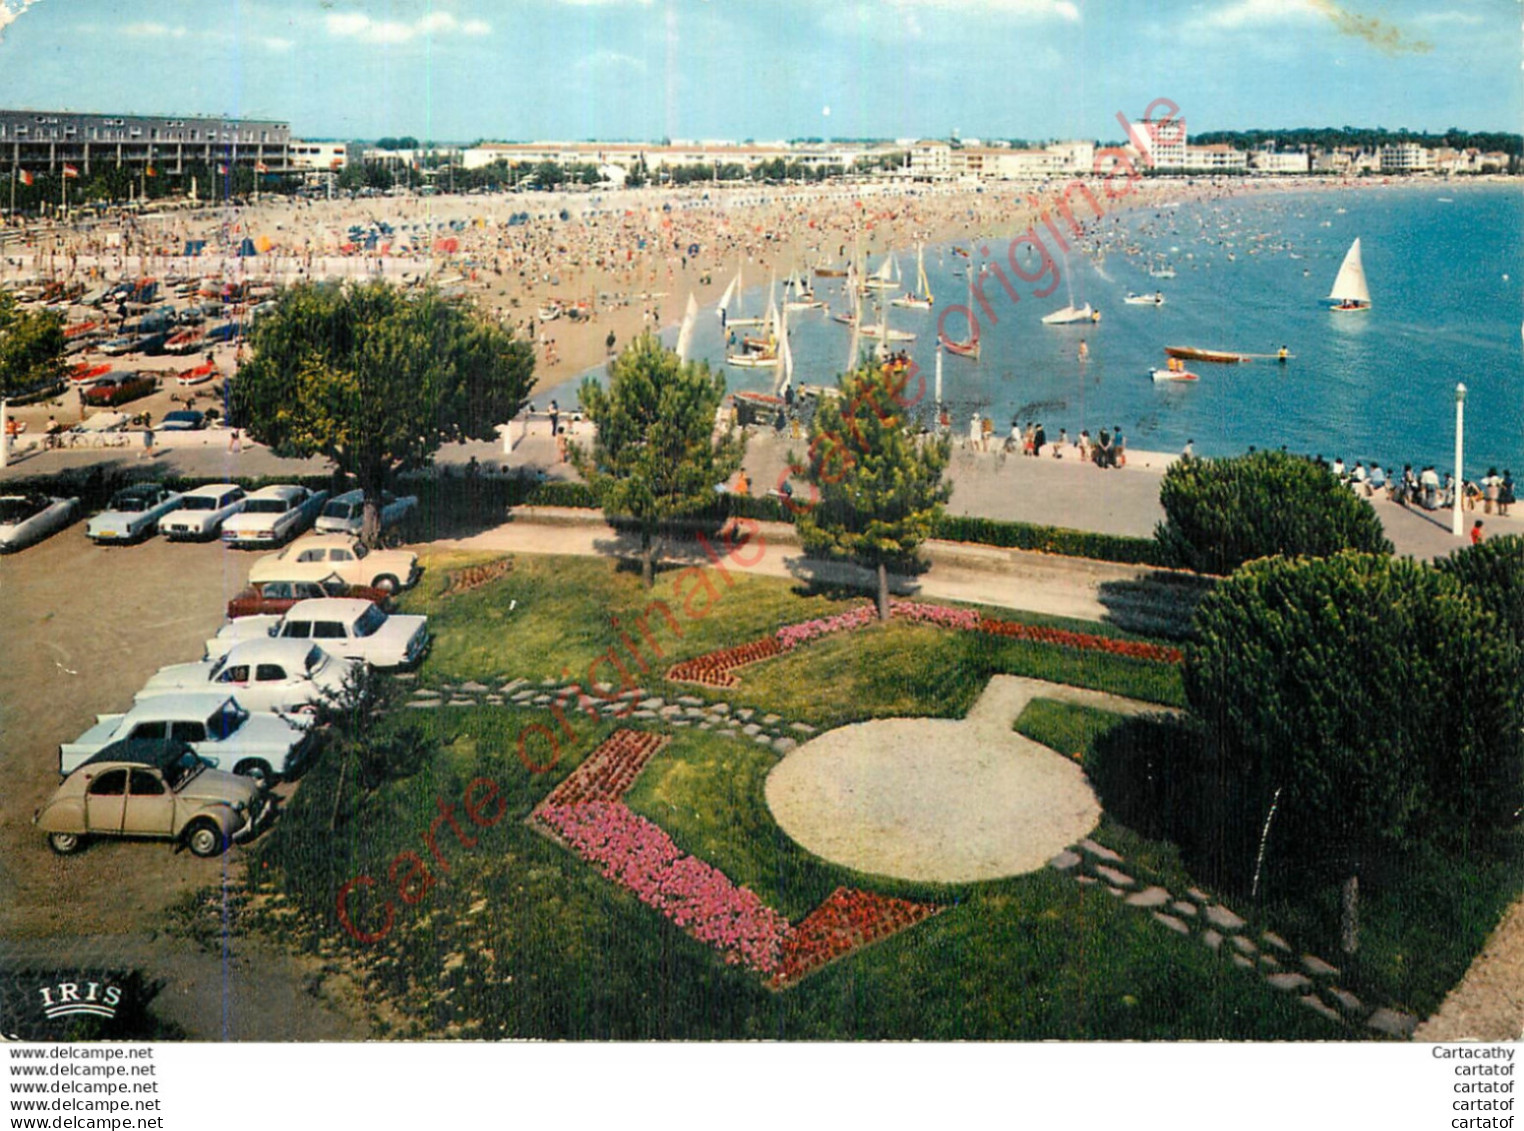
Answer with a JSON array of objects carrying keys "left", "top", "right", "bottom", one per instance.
[
  {"left": 888, "top": 0, "right": 1079, "bottom": 19},
  {"left": 578, "top": 48, "right": 647, "bottom": 74},
  {"left": 1197, "top": 0, "right": 1318, "bottom": 30},
  {"left": 324, "top": 10, "right": 492, "bottom": 43},
  {"left": 124, "top": 22, "right": 190, "bottom": 39},
  {"left": 0, "top": 0, "right": 45, "bottom": 43}
]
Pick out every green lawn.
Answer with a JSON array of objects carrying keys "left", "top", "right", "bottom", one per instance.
[
  {"left": 248, "top": 703, "right": 1335, "bottom": 1040},
  {"left": 229, "top": 550, "right": 1505, "bottom": 1039}
]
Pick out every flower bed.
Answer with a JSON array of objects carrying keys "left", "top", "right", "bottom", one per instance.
[
  {"left": 536, "top": 801, "right": 793, "bottom": 974},
  {"left": 665, "top": 637, "right": 784, "bottom": 687},
  {"left": 977, "top": 616, "right": 1183, "bottom": 664},
  {"left": 442, "top": 556, "right": 514, "bottom": 597},
  {"left": 539, "top": 729, "right": 668, "bottom": 809},
  {"left": 771, "top": 887, "right": 942, "bottom": 988},
  {"left": 668, "top": 601, "right": 1180, "bottom": 689}
]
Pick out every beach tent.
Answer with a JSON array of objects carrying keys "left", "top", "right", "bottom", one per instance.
[
  {"left": 183, "top": 240, "right": 207, "bottom": 256},
  {"left": 255, "top": 236, "right": 273, "bottom": 253},
  {"left": 236, "top": 237, "right": 257, "bottom": 257},
  {"left": 434, "top": 237, "right": 460, "bottom": 254}
]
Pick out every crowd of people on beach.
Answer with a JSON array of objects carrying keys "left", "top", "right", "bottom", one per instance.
[{"left": 1320, "top": 455, "right": 1514, "bottom": 518}]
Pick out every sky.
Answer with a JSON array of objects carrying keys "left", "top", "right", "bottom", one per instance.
[{"left": 0, "top": 0, "right": 1515, "bottom": 143}]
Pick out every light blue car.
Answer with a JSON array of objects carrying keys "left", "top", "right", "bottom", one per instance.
[{"left": 86, "top": 483, "right": 183, "bottom": 544}]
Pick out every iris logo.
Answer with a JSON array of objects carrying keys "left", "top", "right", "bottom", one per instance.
[{"left": 37, "top": 980, "right": 123, "bottom": 1021}]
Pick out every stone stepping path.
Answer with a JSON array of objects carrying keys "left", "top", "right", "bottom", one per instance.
[
  {"left": 404, "top": 677, "right": 809, "bottom": 755},
  {"left": 1049, "top": 839, "right": 1419, "bottom": 1039}
]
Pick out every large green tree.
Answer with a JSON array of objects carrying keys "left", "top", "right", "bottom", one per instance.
[
  {"left": 1157, "top": 449, "right": 1392, "bottom": 574},
  {"left": 1184, "top": 552, "right": 1521, "bottom": 955},
  {"left": 232, "top": 281, "right": 534, "bottom": 542},
  {"left": 572, "top": 333, "right": 744, "bottom": 587},
  {"left": 795, "top": 362, "right": 952, "bottom": 619},
  {"left": 0, "top": 292, "right": 67, "bottom": 399},
  {"left": 1436, "top": 534, "right": 1524, "bottom": 649}
]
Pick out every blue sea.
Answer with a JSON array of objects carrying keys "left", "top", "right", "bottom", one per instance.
[{"left": 555, "top": 182, "right": 1524, "bottom": 477}]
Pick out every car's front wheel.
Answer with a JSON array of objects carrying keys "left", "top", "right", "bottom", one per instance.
[
  {"left": 184, "top": 821, "right": 230, "bottom": 858},
  {"left": 373, "top": 573, "right": 400, "bottom": 593},
  {"left": 233, "top": 759, "right": 274, "bottom": 787},
  {"left": 47, "top": 832, "right": 85, "bottom": 855}
]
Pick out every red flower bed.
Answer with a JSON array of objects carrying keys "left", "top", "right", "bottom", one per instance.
[
  {"left": 977, "top": 617, "right": 1183, "bottom": 664},
  {"left": 539, "top": 729, "right": 668, "bottom": 809},
  {"left": 771, "top": 887, "right": 942, "bottom": 988},
  {"left": 666, "top": 637, "right": 784, "bottom": 687}
]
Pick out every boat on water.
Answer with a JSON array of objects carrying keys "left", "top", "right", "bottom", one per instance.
[
  {"left": 1164, "top": 345, "right": 1250, "bottom": 364},
  {"left": 1148, "top": 267, "right": 1177, "bottom": 279},
  {"left": 718, "top": 263, "right": 765, "bottom": 328},
  {"left": 813, "top": 265, "right": 848, "bottom": 278},
  {"left": 1150, "top": 364, "right": 1199, "bottom": 383},
  {"left": 863, "top": 252, "right": 899, "bottom": 291},
  {"left": 890, "top": 245, "right": 934, "bottom": 310},
  {"left": 1042, "top": 303, "right": 1095, "bottom": 325},
  {"left": 1124, "top": 292, "right": 1165, "bottom": 306},
  {"left": 858, "top": 324, "right": 916, "bottom": 342},
  {"left": 1328, "top": 238, "right": 1372, "bottom": 312},
  {"left": 938, "top": 267, "right": 980, "bottom": 360},
  {"left": 725, "top": 348, "right": 778, "bottom": 368}
]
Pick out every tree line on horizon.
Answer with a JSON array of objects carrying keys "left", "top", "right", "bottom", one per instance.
[{"left": 1190, "top": 125, "right": 1522, "bottom": 156}]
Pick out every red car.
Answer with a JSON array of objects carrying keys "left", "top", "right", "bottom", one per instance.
[{"left": 226, "top": 574, "right": 390, "bottom": 619}]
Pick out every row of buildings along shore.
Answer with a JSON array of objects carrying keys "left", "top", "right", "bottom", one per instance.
[{"left": 0, "top": 109, "right": 1514, "bottom": 187}]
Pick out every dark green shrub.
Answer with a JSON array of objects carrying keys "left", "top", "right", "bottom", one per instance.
[
  {"left": 1184, "top": 552, "right": 1521, "bottom": 892},
  {"left": 935, "top": 514, "right": 1165, "bottom": 566},
  {"left": 1436, "top": 533, "right": 1524, "bottom": 648},
  {"left": 1157, "top": 450, "right": 1392, "bottom": 574}
]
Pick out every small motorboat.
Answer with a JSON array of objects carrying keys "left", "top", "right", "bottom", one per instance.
[
  {"left": 1164, "top": 345, "right": 1250, "bottom": 364},
  {"left": 1150, "top": 366, "right": 1199, "bottom": 383},
  {"left": 1125, "top": 292, "right": 1166, "bottom": 306},
  {"left": 1042, "top": 303, "right": 1095, "bottom": 325}
]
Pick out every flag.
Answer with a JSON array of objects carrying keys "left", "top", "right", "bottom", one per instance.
[
  {"left": 255, "top": 161, "right": 268, "bottom": 174},
  {"left": 217, "top": 163, "right": 228, "bottom": 175},
  {"left": 61, "top": 164, "right": 79, "bottom": 179},
  {"left": 144, "top": 166, "right": 156, "bottom": 177},
  {"left": 18, "top": 169, "right": 33, "bottom": 186}
]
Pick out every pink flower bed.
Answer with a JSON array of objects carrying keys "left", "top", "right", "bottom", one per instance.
[
  {"left": 886, "top": 600, "right": 981, "bottom": 631},
  {"left": 536, "top": 801, "right": 793, "bottom": 974},
  {"left": 774, "top": 605, "right": 877, "bottom": 650}
]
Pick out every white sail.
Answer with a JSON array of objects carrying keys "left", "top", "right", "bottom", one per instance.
[
  {"left": 676, "top": 292, "right": 699, "bottom": 362},
  {"left": 875, "top": 254, "right": 895, "bottom": 283},
  {"left": 773, "top": 307, "right": 793, "bottom": 394},
  {"left": 717, "top": 272, "right": 737, "bottom": 318},
  {"left": 1328, "top": 238, "right": 1371, "bottom": 306},
  {"left": 846, "top": 293, "right": 861, "bottom": 370},
  {"left": 917, "top": 244, "right": 932, "bottom": 302}
]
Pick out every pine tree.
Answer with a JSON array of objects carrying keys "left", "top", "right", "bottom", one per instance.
[
  {"left": 573, "top": 333, "right": 745, "bottom": 587},
  {"left": 795, "top": 360, "right": 951, "bottom": 619}
]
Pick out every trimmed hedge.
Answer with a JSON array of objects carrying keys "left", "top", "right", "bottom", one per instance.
[{"left": 932, "top": 514, "right": 1166, "bottom": 566}]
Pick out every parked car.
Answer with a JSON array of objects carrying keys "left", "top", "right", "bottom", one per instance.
[
  {"left": 137, "top": 638, "right": 360, "bottom": 717},
  {"left": 36, "top": 739, "right": 270, "bottom": 857},
  {"left": 158, "top": 409, "right": 206, "bottom": 431},
  {"left": 207, "top": 598, "right": 429, "bottom": 671},
  {"left": 249, "top": 534, "right": 419, "bottom": 593},
  {"left": 220, "top": 485, "right": 329, "bottom": 549},
  {"left": 85, "top": 483, "right": 182, "bottom": 544},
  {"left": 226, "top": 574, "right": 390, "bottom": 619},
  {"left": 59, "top": 692, "right": 313, "bottom": 784},
  {"left": 159, "top": 483, "right": 247, "bottom": 541},
  {"left": 81, "top": 371, "right": 156, "bottom": 407},
  {"left": 0, "top": 494, "right": 79, "bottom": 552},
  {"left": 314, "top": 489, "right": 419, "bottom": 537}
]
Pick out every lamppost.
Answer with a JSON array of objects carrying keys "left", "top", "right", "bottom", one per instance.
[
  {"left": 0, "top": 397, "right": 9, "bottom": 469},
  {"left": 1452, "top": 382, "right": 1467, "bottom": 538}
]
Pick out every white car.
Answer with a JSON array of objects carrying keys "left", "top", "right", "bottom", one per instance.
[
  {"left": 219, "top": 485, "right": 329, "bottom": 549},
  {"left": 159, "top": 483, "right": 247, "bottom": 541},
  {"left": 59, "top": 692, "right": 313, "bottom": 784},
  {"left": 249, "top": 534, "right": 419, "bottom": 593},
  {"left": 314, "top": 489, "right": 418, "bottom": 537},
  {"left": 85, "top": 483, "right": 182, "bottom": 544},
  {"left": 137, "top": 638, "right": 360, "bottom": 717},
  {"left": 207, "top": 598, "right": 429, "bottom": 670},
  {"left": 0, "top": 495, "right": 79, "bottom": 552}
]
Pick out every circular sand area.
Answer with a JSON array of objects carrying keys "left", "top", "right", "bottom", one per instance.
[{"left": 765, "top": 705, "right": 1101, "bottom": 884}]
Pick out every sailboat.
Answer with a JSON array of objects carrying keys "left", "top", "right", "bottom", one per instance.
[
  {"left": 719, "top": 261, "right": 765, "bottom": 328},
  {"left": 1042, "top": 303, "right": 1094, "bottom": 325},
  {"left": 727, "top": 278, "right": 780, "bottom": 368},
  {"left": 891, "top": 244, "right": 934, "bottom": 309},
  {"left": 938, "top": 265, "right": 980, "bottom": 360},
  {"left": 1328, "top": 238, "right": 1372, "bottom": 312},
  {"left": 784, "top": 264, "right": 826, "bottom": 311},
  {"left": 864, "top": 252, "right": 898, "bottom": 291},
  {"left": 675, "top": 292, "right": 699, "bottom": 363}
]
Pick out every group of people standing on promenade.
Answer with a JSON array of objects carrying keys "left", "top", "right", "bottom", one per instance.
[
  {"left": 962, "top": 413, "right": 1129, "bottom": 469},
  {"left": 1322, "top": 455, "right": 1514, "bottom": 518}
]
